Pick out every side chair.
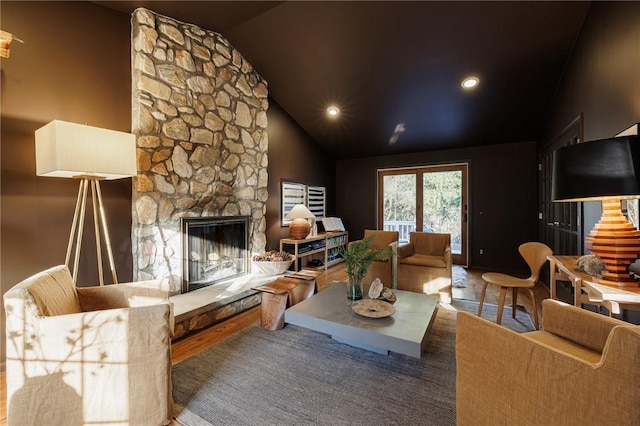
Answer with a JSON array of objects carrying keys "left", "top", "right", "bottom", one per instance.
[{"left": 478, "top": 241, "right": 552, "bottom": 329}]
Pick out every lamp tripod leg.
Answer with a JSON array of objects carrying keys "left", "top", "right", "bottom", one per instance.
[
  {"left": 91, "top": 181, "right": 104, "bottom": 286},
  {"left": 65, "top": 181, "right": 84, "bottom": 268},
  {"left": 72, "top": 179, "right": 89, "bottom": 284},
  {"left": 64, "top": 178, "right": 119, "bottom": 285},
  {"left": 95, "top": 180, "right": 118, "bottom": 284}
]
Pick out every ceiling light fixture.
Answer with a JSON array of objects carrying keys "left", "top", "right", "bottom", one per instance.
[
  {"left": 327, "top": 106, "right": 340, "bottom": 117},
  {"left": 461, "top": 77, "right": 479, "bottom": 90}
]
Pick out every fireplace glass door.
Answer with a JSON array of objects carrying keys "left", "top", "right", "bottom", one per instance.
[{"left": 181, "top": 216, "right": 249, "bottom": 293}]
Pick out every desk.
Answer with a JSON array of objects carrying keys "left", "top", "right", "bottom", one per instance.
[{"left": 548, "top": 255, "right": 640, "bottom": 317}]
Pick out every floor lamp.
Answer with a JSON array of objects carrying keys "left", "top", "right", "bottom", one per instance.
[
  {"left": 35, "top": 120, "right": 136, "bottom": 285},
  {"left": 552, "top": 134, "right": 640, "bottom": 287}
]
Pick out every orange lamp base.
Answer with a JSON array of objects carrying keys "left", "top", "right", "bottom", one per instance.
[
  {"left": 586, "top": 199, "right": 640, "bottom": 287},
  {"left": 289, "top": 218, "right": 311, "bottom": 240}
]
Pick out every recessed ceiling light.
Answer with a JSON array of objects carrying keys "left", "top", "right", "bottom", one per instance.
[
  {"left": 461, "top": 77, "right": 479, "bottom": 90},
  {"left": 327, "top": 105, "right": 340, "bottom": 117}
]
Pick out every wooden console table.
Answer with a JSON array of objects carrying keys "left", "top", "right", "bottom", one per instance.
[
  {"left": 548, "top": 255, "right": 640, "bottom": 317},
  {"left": 580, "top": 279, "right": 640, "bottom": 316},
  {"left": 280, "top": 231, "right": 348, "bottom": 271},
  {"left": 547, "top": 255, "right": 591, "bottom": 307}
]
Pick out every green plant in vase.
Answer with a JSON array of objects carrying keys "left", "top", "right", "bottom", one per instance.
[{"left": 338, "top": 236, "right": 390, "bottom": 300}]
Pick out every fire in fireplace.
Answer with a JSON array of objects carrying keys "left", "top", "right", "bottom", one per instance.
[{"left": 181, "top": 216, "right": 249, "bottom": 293}]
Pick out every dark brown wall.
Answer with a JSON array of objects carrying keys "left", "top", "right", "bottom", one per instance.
[
  {"left": 546, "top": 2, "right": 640, "bottom": 143},
  {"left": 336, "top": 141, "right": 539, "bottom": 273},
  {"left": 266, "top": 101, "right": 336, "bottom": 250},
  {"left": 1, "top": 1, "right": 133, "bottom": 289}
]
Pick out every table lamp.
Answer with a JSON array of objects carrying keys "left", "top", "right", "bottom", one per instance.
[
  {"left": 286, "top": 204, "right": 316, "bottom": 239},
  {"left": 35, "top": 120, "right": 136, "bottom": 285},
  {"left": 552, "top": 134, "right": 640, "bottom": 287}
]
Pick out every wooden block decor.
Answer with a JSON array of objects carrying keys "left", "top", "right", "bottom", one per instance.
[
  {"left": 253, "top": 278, "right": 298, "bottom": 294},
  {"left": 253, "top": 277, "right": 317, "bottom": 330},
  {"left": 289, "top": 280, "right": 316, "bottom": 305},
  {"left": 260, "top": 292, "right": 289, "bottom": 330}
]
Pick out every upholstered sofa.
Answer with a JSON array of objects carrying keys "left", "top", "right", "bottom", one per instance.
[
  {"left": 3, "top": 265, "right": 173, "bottom": 425},
  {"left": 397, "top": 232, "right": 452, "bottom": 303},
  {"left": 352, "top": 230, "right": 399, "bottom": 294},
  {"left": 456, "top": 299, "right": 640, "bottom": 425}
]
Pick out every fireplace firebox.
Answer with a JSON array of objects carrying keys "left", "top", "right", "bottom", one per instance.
[{"left": 181, "top": 216, "right": 250, "bottom": 293}]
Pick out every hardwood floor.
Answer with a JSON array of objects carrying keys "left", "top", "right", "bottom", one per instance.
[
  {"left": 171, "top": 262, "right": 347, "bottom": 364},
  {"left": 0, "top": 264, "right": 547, "bottom": 425}
]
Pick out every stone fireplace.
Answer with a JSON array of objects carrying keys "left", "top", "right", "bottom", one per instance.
[{"left": 130, "top": 8, "right": 269, "bottom": 295}]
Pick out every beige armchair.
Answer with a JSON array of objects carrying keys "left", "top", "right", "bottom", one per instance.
[
  {"left": 456, "top": 299, "right": 640, "bottom": 425},
  {"left": 4, "top": 265, "right": 173, "bottom": 426},
  {"left": 397, "top": 232, "right": 452, "bottom": 303},
  {"left": 350, "top": 230, "right": 399, "bottom": 294}
]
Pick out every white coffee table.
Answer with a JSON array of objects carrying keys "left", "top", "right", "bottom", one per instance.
[{"left": 284, "top": 281, "right": 439, "bottom": 358}]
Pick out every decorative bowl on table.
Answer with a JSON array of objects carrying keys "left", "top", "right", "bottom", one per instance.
[{"left": 252, "top": 251, "right": 295, "bottom": 275}]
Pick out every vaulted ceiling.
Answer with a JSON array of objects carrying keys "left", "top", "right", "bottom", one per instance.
[{"left": 95, "top": 1, "right": 591, "bottom": 159}]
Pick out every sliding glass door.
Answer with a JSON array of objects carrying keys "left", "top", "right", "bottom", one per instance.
[
  {"left": 379, "top": 171, "right": 417, "bottom": 243},
  {"left": 378, "top": 163, "right": 468, "bottom": 265}
]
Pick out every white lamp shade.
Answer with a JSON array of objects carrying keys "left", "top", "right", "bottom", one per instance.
[
  {"left": 35, "top": 120, "right": 136, "bottom": 180},
  {"left": 286, "top": 204, "right": 315, "bottom": 220}
]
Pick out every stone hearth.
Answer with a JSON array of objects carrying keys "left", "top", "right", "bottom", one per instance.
[{"left": 171, "top": 273, "right": 276, "bottom": 340}]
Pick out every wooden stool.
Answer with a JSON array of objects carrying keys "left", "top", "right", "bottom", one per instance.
[{"left": 253, "top": 275, "right": 318, "bottom": 330}]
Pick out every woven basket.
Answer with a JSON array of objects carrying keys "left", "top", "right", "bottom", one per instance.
[{"left": 252, "top": 258, "right": 295, "bottom": 275}]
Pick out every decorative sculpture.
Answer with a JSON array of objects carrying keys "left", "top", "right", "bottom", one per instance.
[{"left": 368, "top": 277, "right": 397, "bottom": 303}]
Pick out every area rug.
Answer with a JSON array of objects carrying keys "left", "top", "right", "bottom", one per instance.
[
  {"left": 450, "top": 299, "right": 535, "bottom": 333},
  {"left": 452, "top": 265, "right": 467, "bottom": 288},
  {"left": 172, "top": 300, "right": 533, "bottom": 426}
]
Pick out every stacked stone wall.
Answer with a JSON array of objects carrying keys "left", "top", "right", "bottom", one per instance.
[{"left": 131, "top": 8, "right": 268, "bottom": 291}]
